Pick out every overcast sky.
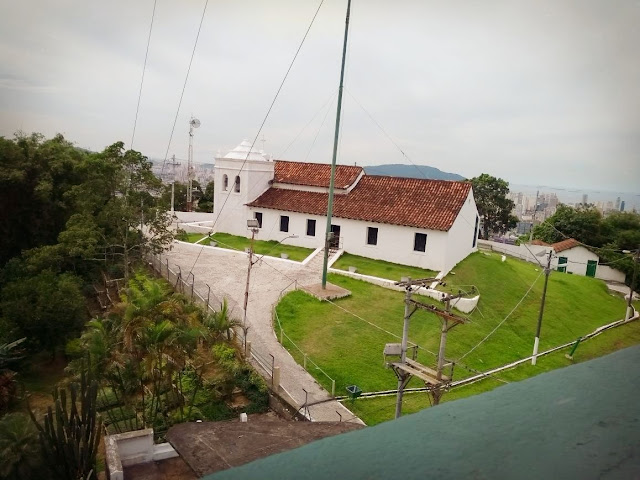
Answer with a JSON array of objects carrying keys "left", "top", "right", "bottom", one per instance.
[{"left": 1, "top": 0, "right": 639, "bottom": 193}]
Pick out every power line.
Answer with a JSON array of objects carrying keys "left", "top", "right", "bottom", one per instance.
[
  {"left": 457, "top": 269, "right": 544, "bottom": 362},
  {"left": 304, "top": 95, "right": 336, "bottom": 162},
  {"left": 161, "top": 0, "right": 209, "bottom": 177},
  {"left": 130, "top": 0, "right": 157, "bottom": 150},
  {"left": 344, "top": 87, "right": 479, "bottom": 232},
  {"left": 276, "top": 90, "right": 337, "bottom": 159},
  {"left": 186, "top": 0, "right": 325, "bottom": 276}
]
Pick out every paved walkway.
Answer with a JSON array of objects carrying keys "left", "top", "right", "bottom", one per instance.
[{"left": 161, "top": 240, "right": 363, "bottom": 424}]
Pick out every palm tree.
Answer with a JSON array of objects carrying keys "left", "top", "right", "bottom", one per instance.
[{"left": 202, "top": 299, "right": 239, "bottom": 343}]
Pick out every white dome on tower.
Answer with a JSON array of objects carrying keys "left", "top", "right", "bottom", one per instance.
[{"left": 222, "top": 139, "right": 271, "bottom": 161}]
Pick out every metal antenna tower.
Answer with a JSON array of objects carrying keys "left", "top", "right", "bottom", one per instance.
[{"left": 187, "top": 117, "right": 201, "bottom": 211}]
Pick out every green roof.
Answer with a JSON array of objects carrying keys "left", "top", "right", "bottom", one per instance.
[{"left": 206, "top": 345, "right": 640, "bottom": 479}]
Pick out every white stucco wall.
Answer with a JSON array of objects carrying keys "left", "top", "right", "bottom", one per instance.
[
  {"left": 557, "top": 245, "right": 599, "bottom": 276},
  {"left": 247, "top": 207, "right": 453, "bottom": 272},
  {"left": 444, "top": 190, "right": 479, "bottom": 274},
  {"left": 213, "top": 157, "right": 274, "bottom": 236}
]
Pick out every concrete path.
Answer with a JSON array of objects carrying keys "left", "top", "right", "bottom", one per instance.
[{"left": 161, "top": 240, "right": 363, "bottom": 424}]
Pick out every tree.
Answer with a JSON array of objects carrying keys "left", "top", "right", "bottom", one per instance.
[
  {"left": 0, "top": 133, "right": 86, "bottom": 267},
  {"left": 61, "top": 142, "right": 173, "bottom": 278},
  {"left": 469, "top": 174, "right": 517, "bottom": 239},
  {"left": 196, "top": 181, "right": 214, "bottom": 212},
  {"left": 532, "top": 204, "right": 604, "bottom": 247},
  {"left": 0, "top": 270, "right": 86, "bottom": 355}
]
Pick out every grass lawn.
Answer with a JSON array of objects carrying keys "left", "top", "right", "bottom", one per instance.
[
  {"left": 275, "top": 252, "right": 634, "bottom": 423},
  {"left": 178, "top": 231, "right": 315, "bottom": 262},
  {"left": 347, "top": 320, "right": 640, "bottom": 425},
  {"left": 331, "top": 252, "right": 438, "bottom": 281}
]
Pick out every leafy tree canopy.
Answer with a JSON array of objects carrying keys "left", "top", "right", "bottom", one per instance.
[
  {"left": 469, "top": 173, "right": 517, "bottom": 239},
  {"left": 0, "top": 270, "right": 86, "bottom": 354}
]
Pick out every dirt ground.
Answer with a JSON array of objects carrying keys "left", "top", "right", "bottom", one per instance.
[{"left": 123, "top": 457, "right": 197, "bottom": 480}]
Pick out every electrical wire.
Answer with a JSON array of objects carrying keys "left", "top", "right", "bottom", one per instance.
[
  {"left": 276, "top": 90, "right": 337, "bottom": 159},
  {"left": 457, "top": 269, "right": 544, "bottom": 362},
  {"left": 161, "top": 0, "right": 209, "bottom": 177},
  {"left": 186, "top": 0, "right": 325, "bottom": 276},
  {"left": 343, "top": 87, "right": 479, "bottom": 232},
  {"left": 130, "top": 0, "right": 157, "bottom": 150}
]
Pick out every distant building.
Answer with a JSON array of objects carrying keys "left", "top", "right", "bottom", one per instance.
[
  {"left": 581, "top": 193, "right": 588, "bottom": 206},
  {"left": 621, "top": 200, "right": 626, "bottom": 212},
  {"left": 615, "top": 197, "right": 621, "bottom": 210},
  {"left": 516, "top": 221, "right": 532, "bottom": 235}
]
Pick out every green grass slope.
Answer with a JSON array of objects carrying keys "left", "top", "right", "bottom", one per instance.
[{"left": 275, "top": 252, "right": 633, "bottom": 423}]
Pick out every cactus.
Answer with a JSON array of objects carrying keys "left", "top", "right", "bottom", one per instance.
[{"left": 29, "top": 369, "right": 102, "bottom": 480}]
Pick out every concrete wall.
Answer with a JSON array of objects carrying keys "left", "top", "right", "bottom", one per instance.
[
  {"left": 596, "top": 265, "right": 626, "bottom": 283},
  {"left": 213, "top": 157, "right": 274, "bottom": 237},
  {"left": 478, "top": 240, "right": 626, "bottom": 282},
  {"left": 105, "top": 429, "right": 178, "bottom": 480},
  {"left": 477, "top": 239, "right": 552, "bottom": 265}
]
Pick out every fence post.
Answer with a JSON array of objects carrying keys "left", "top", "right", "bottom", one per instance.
[
  {"left": 206, "top": 283, "right": 211, "bottom": 309},
  {"left": 303, "top": 354, "right": 307, "bottom": 370},
  {"left": 331, "top": 379, "right": 335, "bottom": 397},
  {"left": 245, "top": 341, "right": 252, "bottom": 359},
  {"left": 272, "top": 366, "right": 280, "bottom": 390},
  {"left": 165, "top": 259, "right": 169, "bottom": 278},
  {"left": 280, "top": 327, "right": 283, "bottom": 344}
]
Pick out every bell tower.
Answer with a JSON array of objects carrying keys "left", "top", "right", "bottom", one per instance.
[{"left": 212, "top": 140, "right": 274, "bottom": 237}]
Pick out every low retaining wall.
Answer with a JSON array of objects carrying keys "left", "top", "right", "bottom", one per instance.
[
  {"left": 105, "top": 429, "right": 178, "bottom": 480},
  {"left": 329, "top": 268, "right": 479, "bottom": 314}
]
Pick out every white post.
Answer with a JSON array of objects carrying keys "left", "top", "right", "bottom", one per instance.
[{"left": 532, "top": 337, "right": 540, "bottom": 365}]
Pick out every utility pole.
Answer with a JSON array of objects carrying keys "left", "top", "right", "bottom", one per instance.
[
  {"left": 529, "top": 189, "right": 539, "bottom": 243},
  {"left": 626, "top": 247, "right": 639, "bottom": 321},
  {"left": 390, "top": 278, "right": 465, "bottom": 417},
  {"left": 243, "top": 220, "right": 260, "bottom": 355},
  {"left": 532, "top": 249, "right": 553, "bottom": 365},
  {"left": 321, "top": 0, "right": 351, "bottom": 289},
  {"left": 168, "top": 155, "right": 181, "bottom": 214}
]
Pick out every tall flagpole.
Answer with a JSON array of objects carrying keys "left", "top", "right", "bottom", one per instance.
[{"left": 321, "top": 0, "right": 352, "bottom": 289}]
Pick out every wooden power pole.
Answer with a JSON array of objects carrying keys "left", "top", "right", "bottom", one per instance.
[
  {"left": 532, "top": 249, "right": 553, "bottom": 365},
  {"left": 389, "top": 278, "right": 467, "bottom": 417}
]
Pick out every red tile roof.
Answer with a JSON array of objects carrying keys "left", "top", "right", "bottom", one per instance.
[
  {"left": 552, "top": 238, "right": 581, "bottom": 253},
  {"left": 248, "top": 175, "right": 472, "bottom": 231},
  {"left": 532, "top": 239, "right": 550, "bottom": 246},
  {"left": 274, "top": 161, "right": 363, "bottom": 189}
]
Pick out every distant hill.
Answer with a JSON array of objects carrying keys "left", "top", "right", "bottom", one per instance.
[{"left": 364, "top": 164, "right": 465, "bottom": 181}]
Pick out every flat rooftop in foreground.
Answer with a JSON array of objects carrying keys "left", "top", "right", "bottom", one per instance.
[
  {"left": 166, "top": 413, "right": 362, "bottom": 477},
  {"left": 206, "top": 345, "right": 640, "bottom": 480}
]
